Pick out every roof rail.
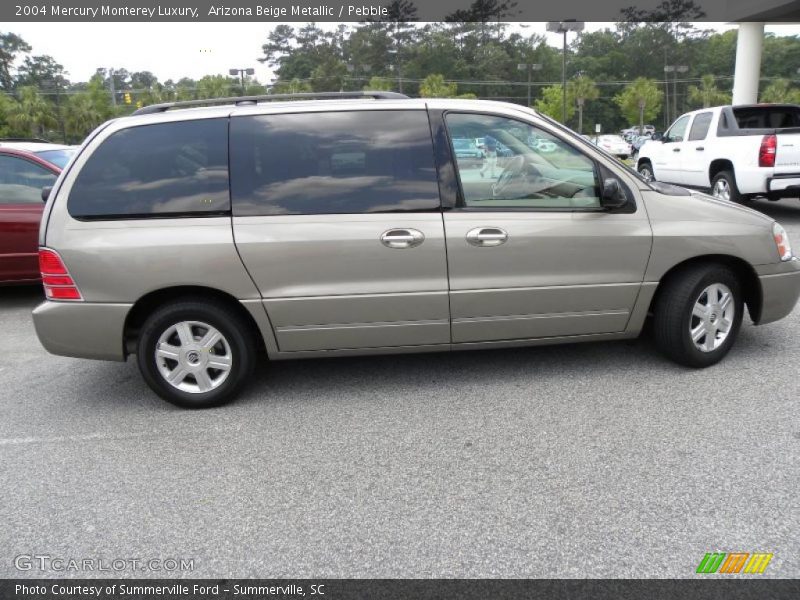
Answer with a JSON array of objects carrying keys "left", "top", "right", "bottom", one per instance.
[{"left": 133, "top": 91, "right": 409, "bottom": 116}]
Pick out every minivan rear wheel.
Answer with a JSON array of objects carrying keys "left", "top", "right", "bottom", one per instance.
[
  {"left": 136, "top": 300, "right": 255, "bottom": 408},
  {"left": 652, "top": 264, "right": 743, "bottom": 368}
]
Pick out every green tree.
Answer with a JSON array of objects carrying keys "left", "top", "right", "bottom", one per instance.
[
  {"left": 364, "top": 76, "right": 394, "bottom": 91},
  {"left": 271, "top": 78, "right": 312, "bottom": 94},
  {"left": 419, "top": 74, "right": 457, "bottom": 97},
  {"left": 615, "top": 78, "right": 663, "bottom": 131},
  {"left": 196, "top": 75, "right": 231, "bottom": 99},
  {"left": 7, "top": 86, "right": 56, "bottom": 137},
  {"left": 535, "top": 85, "right": 575, "bottom": 123},
  {"left": 63, "top": 75, "right": 113, "bottom": 141},
  {"left": 760, "top": 78, "right": 800, "bottom": 104},
  {"left": 687, "top": 74, "right": 730, "bottom": 108},
  {"left": 0, "top": 32, "right": 31, "bottom": 90},
  {"left": 567, "top": 76, "right": 599, "bottom": 133}
]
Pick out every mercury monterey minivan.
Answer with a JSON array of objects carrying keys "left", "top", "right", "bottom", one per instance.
[{"left": 32, "top": 92, "right": 800, "bottom": 408}]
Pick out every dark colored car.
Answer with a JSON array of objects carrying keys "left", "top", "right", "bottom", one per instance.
[{"left": 0, "top": 143, "right": 75, "bottom": 283}]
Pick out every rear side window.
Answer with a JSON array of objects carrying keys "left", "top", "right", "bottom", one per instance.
[
  {"left": 68, "top": 119, "right": 229, "bottom": 219},
  {"left": 230, "top": 110, "right": 440, "bottom": 215},
  {"left": 688, "top": 112, "right": 713, "bottom": 141}
]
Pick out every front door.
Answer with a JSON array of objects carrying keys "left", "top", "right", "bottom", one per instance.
[
  {"left": 230, "top": 109, "right": 450, "bottom": 353},
  {"left": 442, "top": 112, "right": 652, "bottom": 344},
  {"left": 653, "top": 114, "right": 691, "bottom": 183}
]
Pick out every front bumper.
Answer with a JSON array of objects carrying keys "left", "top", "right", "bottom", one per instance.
[
  {"left": 756, "top": 258, "right": 800, "bottom": 325},
  {"left": 32, "top": 301, "right": 132, "bottom": 361}
]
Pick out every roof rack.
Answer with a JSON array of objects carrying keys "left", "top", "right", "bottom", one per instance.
[
  {"left": 0, "top": 137, "right": 51, "bottom": 143},
  {"left": 133, "top": 91, "right": 409, "bottom": 116}
]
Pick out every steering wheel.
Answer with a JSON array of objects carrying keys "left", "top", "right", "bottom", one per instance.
[{"left": 492, "top": 155, "right": 525, "bottom": 198}]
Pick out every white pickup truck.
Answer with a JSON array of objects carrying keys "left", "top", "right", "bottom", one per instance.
[{"left": 636, "top": 104, "right": 800, "bottom": 202}]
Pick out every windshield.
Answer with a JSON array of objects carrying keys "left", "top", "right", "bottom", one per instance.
[
  {"left": 453, "top": 139, "right": 474, "bottom": 148},
  {"left": 35, "top": 148, "right": 76, "bottom": 169}
]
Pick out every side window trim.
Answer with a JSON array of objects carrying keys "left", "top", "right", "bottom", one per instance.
[{"left": 441, "top": 110, "right": 628, "bottom": 213}]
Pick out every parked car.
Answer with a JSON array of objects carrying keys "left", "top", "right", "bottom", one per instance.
[
  {"left": 0, "top": 143, "right": 75, "bottom": 284},
  {"left": 452, "top": 138, "right": 483, "bottom": 161},
  {"left": 596, "top": 135, "right": 632, "bottom": 158},
  {"left": 630, "top": 135, "right": 651, "bottom": 157},
  {"left": 636, "top": 104, "right": 800, "bottom": 202},
  {"left": 0, "top": 140, "right": 76, "bottom": 169},
  {"left": 33, "top": 92, "right": 800, "bottom": 408},
  {"left": 528, "top": 136, "right": 558, "bottom": 153}
]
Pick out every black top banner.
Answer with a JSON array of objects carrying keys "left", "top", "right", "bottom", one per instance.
[{"left": 3, "top": 0, "right": 800, "bottom": 22}]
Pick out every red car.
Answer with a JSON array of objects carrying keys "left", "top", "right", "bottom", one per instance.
[{"left": 0, "top": 141, "right": 76, "bottom": 283}]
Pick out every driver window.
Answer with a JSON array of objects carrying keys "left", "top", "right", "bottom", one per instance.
[
  {"left": 445, "top": 113, "right": 600, "bottom": 209},
  {"left": 664, "top": 115, "right": 690, "bottom": 143}
]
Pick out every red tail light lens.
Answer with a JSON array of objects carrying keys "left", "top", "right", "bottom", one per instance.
[
  {"left": 759, "top": 134, "right": 777, "bottom": 168},
  {"left": 39, "top": 249, "right": 68, "bottom": 275},
  {"left": 39, "top": 248, "right": 83, "bottom": 301}
]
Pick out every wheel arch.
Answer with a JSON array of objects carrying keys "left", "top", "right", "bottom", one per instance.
[
  {"left": 709, "top": 159, "right": 734, "bottom": 184},
  {"left": 649, "top": 255, "right": 762, "bottom": 324},
  {"left": 123, "top": 286, "right": 267, "bottom": 357}
]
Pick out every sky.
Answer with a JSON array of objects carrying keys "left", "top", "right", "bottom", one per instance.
[{"left": 6, "top": 22, "right": 800, "bottom": 85}]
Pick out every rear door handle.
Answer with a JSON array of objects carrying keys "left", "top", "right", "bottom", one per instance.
[
  {"left": 466, "top": 227, "right": 508, "bottom": 247},
  {"left": 380, "top": 228, "right": 425, "bottom": 249},
  {"left": 696, "top": 146, "right": 705, "bottom": 151},
  {"left": 672, "top": 148, "right": 681, "bottom": 152}
]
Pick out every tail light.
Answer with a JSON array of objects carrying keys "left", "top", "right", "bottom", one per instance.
[
  {"left": 39, "top": 248, "right": 83, "bottom": 301},
  {"left": 759, "top": 134, "right": 777, "bottom": 168}
]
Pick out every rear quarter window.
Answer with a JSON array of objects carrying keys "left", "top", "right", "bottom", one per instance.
[{"left": 68, "top": 119, "right": 229, "bottom": 219}]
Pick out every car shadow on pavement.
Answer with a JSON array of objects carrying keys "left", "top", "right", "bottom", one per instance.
[
  {"left": 0, "top": 284, "right": 43, "bottom": 310},
  {"left": 746, "top": 198, "right": 800, "bottom": 223}
]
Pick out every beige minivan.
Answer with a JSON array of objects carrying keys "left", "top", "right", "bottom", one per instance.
[{"left": 33, "top": 92, "right": 800, "bottom": 407}]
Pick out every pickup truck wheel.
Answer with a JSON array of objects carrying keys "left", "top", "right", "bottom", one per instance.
[
  {"left": 710, "top": 171, "right": 742, "bottom": 203},
  {"left": 637, "top": 161, "right": 655, "bottom": 182},
  {"left": 653, "top": 264, "right": 743, "bottom": 368},
  {"left": 136, "top": 300, "right": 256, "bottom": 408}
]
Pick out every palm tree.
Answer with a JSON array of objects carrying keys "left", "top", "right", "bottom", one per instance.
[
  {"left": 196, "top": 75, "right": 232, "bottom": 99},
  {"left": 568, "top": 76, "right": 599, "bottom": 134},
  {"left": 760, "top": 78, "right": 800, "bottom": 104},
  {"left": 688, "top": 75, "right": 730, "bottom": 108},
  {"left": 615, "top": 78, "right": 663, "bottom": 133},
  {"left": 8, "top": 86, "right": 56, "bottom": 137}
]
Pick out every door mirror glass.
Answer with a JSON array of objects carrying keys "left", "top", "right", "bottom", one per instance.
[
  {"left": 42, "top": 186, "right": 52, "bottom": 202},
  {"left": 600, "top": 178, "right": 628, "bottom": 209}
]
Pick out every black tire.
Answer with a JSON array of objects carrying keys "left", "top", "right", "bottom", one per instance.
[
  {"left": 710, "top": 170, "right": 742, "bottom": 203},
  {"left": 652, "top": 264, "right": 743, "bottom": 368},
  {"left": 136, "top": 299, "right": 256, "bottom": 408},
  {"left": 637, "top": 160, "right": 655, "bottom": 182}
]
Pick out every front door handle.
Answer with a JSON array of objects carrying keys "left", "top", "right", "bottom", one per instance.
[
  {"left": 466, "top": 227, "right": 508, "bottom": 247},
  {"left": 672, "top": 147, "right": 681, "bottom": 152},
  {"left": 380, "top": 228, "right": 425, "bottom": 249},
  {"left": 696, "top": 146, "right": 705, "bottom": 151}
]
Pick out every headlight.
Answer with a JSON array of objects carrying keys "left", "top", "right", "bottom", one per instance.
[{"left": 773, "top": 222, "right": 793, "bottom": 261}]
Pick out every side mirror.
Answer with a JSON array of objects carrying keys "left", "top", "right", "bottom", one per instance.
[
  {"left": 651, "top": 132, "right": 664, "bottom": 142},
  {"left": 600, "top": 178, "right": 628, "bottom": 210},
  {"left": 41, "top": 186, "right": 52, "bottom": 203}
]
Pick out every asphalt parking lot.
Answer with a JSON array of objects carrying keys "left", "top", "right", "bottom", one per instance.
[{"left": 1, "top": 198, "right": 799, "bottom": 579}]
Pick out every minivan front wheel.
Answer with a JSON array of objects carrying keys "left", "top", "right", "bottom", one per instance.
[
  {"left": 137, "top": 300, "right": 255, "bottom": 408},
  {"left": 653, "top": 264, "right": 743, "bottom": 368}
]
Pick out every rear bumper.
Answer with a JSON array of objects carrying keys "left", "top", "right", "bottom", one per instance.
[
  {"left": 32, "top": 301, "right": 132, "bottom": 361},
  {"left": 756, "top": 258, "right": 800, "bottom": 325},
  {"left": 767, "top": 173, "right": 800, "bottom": 195}
]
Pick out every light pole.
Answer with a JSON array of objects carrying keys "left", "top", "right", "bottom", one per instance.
[
  {"left": 97, "top": 67, "right": 116, "bottom": 106},
  {"left": 547, "top": 20, "right": 584, "bottom": 123},
  {"left": 517, "top": 63, "right": 542, "bottom": 106},
  {"left": 664, "top": 64, "right": 688, "bottom": 125},
  {"left": 229, "top": 67, "right": 255, "bottom": 96}
]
